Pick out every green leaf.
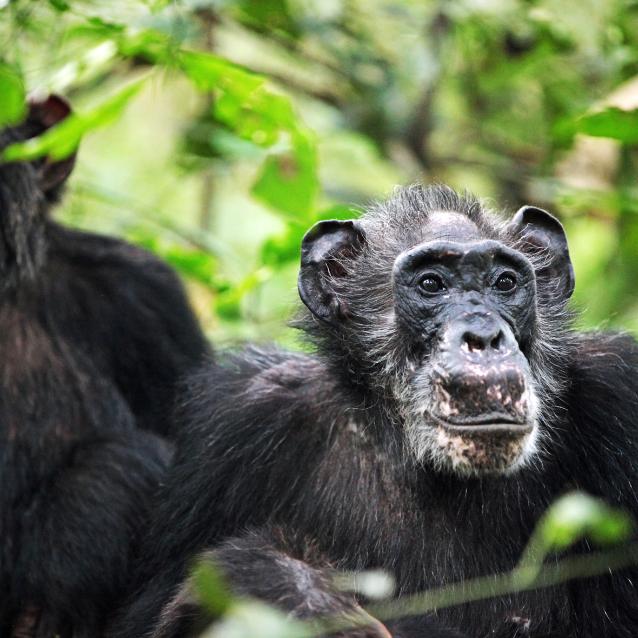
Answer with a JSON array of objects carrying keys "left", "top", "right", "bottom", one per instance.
[
  {"left": 48, "top": 0, "right": 70, "bottom": 11},
  {"left": 191, "top": 560, "right": 233, "bottom": 617},
  {"left": 316, "top": 204, "right": 361, "bottom": 221},
  {"left": 251, "top": 132, "right": 318, "bottom": 219},
  {"left": 204, "top": 600, "right": 309, "bottom": 638},
  {"left": 177, "top": 50, "right": 318, "bottom": 217},
  {"left": 178, "top": 50, "right": 297, "bottom": 146},
  {"left": 261, "top": 224, "right": 306, "bottom": 266},
  {"left": 215, "top": 267, "right": 273, "bottom": 320},
  {"left": 539, "top": 492, "right": 633, "bottom": 550},
  {"left": 3, "top": 78, "right": 146, "bottom": 162},
  {"left": 234, "top": 0, "right": 299, "bottom": 37},
  {"left": 576, "top": 107, "right": 638, "bottom": 143},
  {"left": 0, "top": 63, "right": 26, "bottom": 128}
]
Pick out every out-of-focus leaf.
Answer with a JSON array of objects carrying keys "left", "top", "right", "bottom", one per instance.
[
  {"left": 3, "top": 78, "right": 146, "bottom": 162},
  {"left": 181, "top": 119, "right": 264, "bottom": 162},
  {"left": 575, "top": 107, "right": 638, "bottom": 143},
  {"left": 178, "top": 50, "right": 297, "bottom": 146},
  {"left": 515, "top": 491, "right": 634, "bottom": 586},
  {"left": 48, "top": 0, "right": 70, "bottom": 11},
  {"left": 234, "top": 0, "right": 299, "bottom": 37},
  {"left": 192, "top": 560, "right": 233, "bottom": 616},
  {"left": 537, "top": 492, "right": 633, "bottom": 551},
  {"left": 133, "top": 233, "right": 218, "bottom": 286},
  {"left": 347, "top": 570, "right": 396, "bottom": 601},
  {"left": 315, "top": 204, "right": 361, "bottom": 221},
  {"left": 261, "top": 224, "right": 306, "bottom": 266},
  {"left": 260, "top": 205, "right": 359, "bottom": 266},
  {"left": 252, "top": 132, "right": 318, "bottom": 218},
  {"left": 0, "top": 63, "right": 26, "bottom": 127},
  {"left": 178, "top": 50, "right": 318, "bottom": 217},
  {"left": 203, "top": 600, "right": 309, "bottom": 638},
  {"left": 215, "top": 267, "right": 273, "bottom": 319}
]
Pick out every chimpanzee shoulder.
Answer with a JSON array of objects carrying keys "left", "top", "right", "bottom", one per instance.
[
  {"left": 558, "top": 331, "right": 638, "bottom": 503},
  {"left": 45, "top": 222, "right": 210, "bottom": 434}
]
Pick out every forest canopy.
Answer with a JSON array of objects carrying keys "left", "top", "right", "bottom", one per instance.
[{"left": 2, "top": 0, "right": 638, "bottom": 346}]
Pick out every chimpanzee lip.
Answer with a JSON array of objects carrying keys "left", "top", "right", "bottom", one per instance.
[{"left": 432, "top": 414, "right": 533, "bottom": 434}]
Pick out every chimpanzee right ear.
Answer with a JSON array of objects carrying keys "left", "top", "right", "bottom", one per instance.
[
  {"left": 26, "top": 95, "right": 76, "bottom": 196},
  {"left": 298, "top": 219, "right": 366, "bottom": 327},
  {"left": 506, "top": 205, "right": 575, "bottom": 301}
]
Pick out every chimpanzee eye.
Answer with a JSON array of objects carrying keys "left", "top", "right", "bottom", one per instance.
[
  {"left": 419, "top": 274, "right": 445, "bottom": 294},
  {"left": 495, "top": 273, "right": 517, "bottom": 292}
]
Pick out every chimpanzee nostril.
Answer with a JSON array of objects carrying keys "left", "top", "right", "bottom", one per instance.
[
  {"left": 462, "top": 328, "right": 505, "bottom": 353},
  {"left": 491, "top": 331, "right": 504, "bottom": 351},
  {"left": 463, "top": 332, "right": 486, "bottom": 352}
]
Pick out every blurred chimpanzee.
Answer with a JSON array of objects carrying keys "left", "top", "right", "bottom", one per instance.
[
  {"left": 0, "top": 97, "right": 209, "bottom": 637},
  {"left": 112, "top": 185, "right": 638, "bottom": 637}
]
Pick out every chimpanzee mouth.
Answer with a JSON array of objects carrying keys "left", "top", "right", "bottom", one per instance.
[
  {"left": 419, "top": 412, "right": 538, "bottom": 475},
  {"left": 432, "top": 414, "right": 533, "bottom": 435}
]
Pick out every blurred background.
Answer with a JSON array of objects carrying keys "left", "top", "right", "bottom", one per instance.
[{"left": 2, "top": 0, "right": 638, "bottom": 346}]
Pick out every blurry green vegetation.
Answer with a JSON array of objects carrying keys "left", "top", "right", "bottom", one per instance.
[{"left": 2, "top": 0, "right": 638, "bottom": 345}]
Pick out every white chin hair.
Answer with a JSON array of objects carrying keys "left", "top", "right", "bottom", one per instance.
[{"left": 407, "top": 420, "right": 541, "bottom": 476}]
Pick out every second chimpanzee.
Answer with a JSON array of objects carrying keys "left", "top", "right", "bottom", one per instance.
[
  {"left": 113, "top": 185, "right": 638, "bottom": 637},
  {"left": 0, "top": 97, "right": 209, "bottom": 637}
]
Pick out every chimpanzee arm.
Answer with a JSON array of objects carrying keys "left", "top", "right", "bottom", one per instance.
[
  {"left": 11, "top": 430, "right": 171, "bottom": 637},
  {"left": 151, "top": 527, "right": 466, "bottom": 638}
]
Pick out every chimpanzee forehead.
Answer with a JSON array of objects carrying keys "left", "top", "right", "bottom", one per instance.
[{"left": 423, "top": 211, "right": 484, "bottom": 243}]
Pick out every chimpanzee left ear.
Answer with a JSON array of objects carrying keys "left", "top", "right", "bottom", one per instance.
[
  {"left": 507, "top": 205, "right": 575, "bottom": 301},
  {"left": 27, "top": 95, "right": 76, "bottom": 195},
  {"left": 298, "top": 219, "right": 366, "bottom": 327}
]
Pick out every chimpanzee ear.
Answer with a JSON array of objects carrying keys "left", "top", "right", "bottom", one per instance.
[
  {"left": 27, "top": 95, "right": 76, "bottom": 194},
  {"left": 298, "top": 219, "right": 366, "bottom": 326},
  {"left": 507, "top": 205, "right": 575, "bottom": 301}
]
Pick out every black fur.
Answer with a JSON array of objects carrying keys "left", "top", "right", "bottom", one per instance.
[
  {"left": 114, "top": 186, "right": 638, "bottom": 637},
  {"left": 0, "top": 99, "right": 209, "bottom": 637}
]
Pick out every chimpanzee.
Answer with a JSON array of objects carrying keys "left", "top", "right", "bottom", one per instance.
[
  {"left": 0, "top": 97, "right": 209, "bottom": 637},
  {"left": 112, "top": 185, "right": 638, "bottom": 638}
]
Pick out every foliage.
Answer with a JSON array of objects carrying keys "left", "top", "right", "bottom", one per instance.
[
  {"left": 3, "top": 0, "right": 638, "bottom": 341},
  {"left": 3, "top": 0, "right": 638, "bottom": 632}
]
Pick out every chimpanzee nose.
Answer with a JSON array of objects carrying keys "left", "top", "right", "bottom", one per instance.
[
  {"left": 462, "top": 326, "right": 504, "bottom": 353},
  {"left": 442, "top": 312, "right": 516, "bottom": 359}
]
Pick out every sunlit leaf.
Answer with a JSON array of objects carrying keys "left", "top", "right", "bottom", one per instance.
[
  {"left": 539, "top": 492, "right": 633, "bottom": 550},
  {"left": 3, "top": 78, "right": 146, "bottom": 162},
  {"left": 0, "top": 63, "right": 26, "bottom": 127},
  {"left": 316, "top": 204, "right": 361, "bottom": 221},
  {"left": 203, "top": 600, "right": 309, "bottom": 638},
  {"left": 576, "top": 107, "right": 638, "bottom": 143},
  {"left": 234, "top": 0, "right": 299, "bottom": 37},
  {"left": 252, "top": 132, "right": 318, "bottom": 218}
]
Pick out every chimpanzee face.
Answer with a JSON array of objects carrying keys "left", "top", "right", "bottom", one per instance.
[
  {"left": 298, "top": 193, "right": 574, "bottom": 476},
  {"left": 390, "top": 213, "right": 541, "bottom": 474}
]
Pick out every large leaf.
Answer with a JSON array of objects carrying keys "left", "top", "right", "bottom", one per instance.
[
  {"left": 178, "top": 50, "right": 318, "bottom": 218},
  {"left": 251, "top": 131, "right": 318, "bottom": 219},
  {"left": 0, "top": 63, "right": 26, "bottom": 127},
  {"left": 3, "top": 78, "right": 146, "bottom": 162},
  {"left": 575, "top": 107, "right": 638, "bottom": 144}
]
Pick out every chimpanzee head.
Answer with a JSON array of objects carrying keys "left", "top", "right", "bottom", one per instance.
[
  {"left": 299, "top": 185, "right": 574, "bottom": 476},
  {"left": 0, "top": 95, "right": 75, "bottom": 290}
]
